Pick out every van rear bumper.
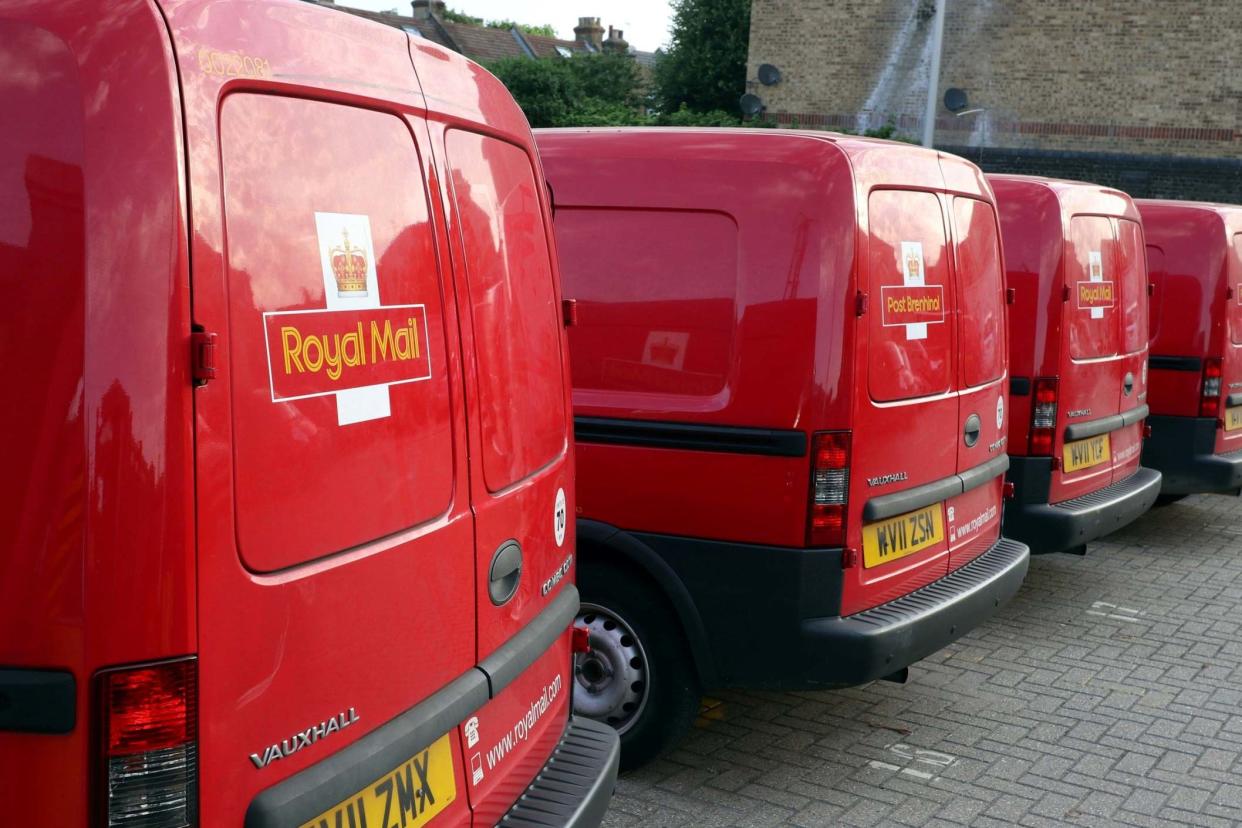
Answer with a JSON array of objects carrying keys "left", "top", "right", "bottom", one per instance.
[
  {"left": 797, "top": 537, "right": 1029, "bottom": 687},
  {"left": 1141, "top": 415, "right": 1242, "bottom": 495},
  {"left": 1003, "top": 459, "right": 1162, "bottom": 554},
  {"left": 501, "top": 716, "right": 620, "bottom": 827}
]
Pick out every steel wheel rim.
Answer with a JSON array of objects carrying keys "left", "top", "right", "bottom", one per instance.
[{"left": 573, "top": 602, "right": 650, "bottom": 736}]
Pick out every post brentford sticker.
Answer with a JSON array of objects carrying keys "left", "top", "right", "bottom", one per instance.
[{"left": 881, "top": 241, "right": 945, "bottom": 341}]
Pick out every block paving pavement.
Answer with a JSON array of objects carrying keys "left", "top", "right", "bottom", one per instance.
[{"left": 601, "top": 494, "right": 1242, "bottom": 827}]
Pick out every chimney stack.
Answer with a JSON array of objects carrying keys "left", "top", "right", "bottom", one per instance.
[
  {"left": 603, "top": 25, "right": 629, "bottom": 54},
  {"left": 574, "top": 16, "right": 604, "bottom": 49},
  {"left": 411, "top": 0, "right": 445, "bottom": 19}
]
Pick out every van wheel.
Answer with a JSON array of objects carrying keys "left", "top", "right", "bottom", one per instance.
[
  {"left": 1155, "top": 494, "right": 1187, "bottom": 507},
  {"left": 573, "top": 566, "right": 700, "bottom": 770}
]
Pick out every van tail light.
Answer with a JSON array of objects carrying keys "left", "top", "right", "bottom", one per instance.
[
  {"left": 808, "top": 431, "right": 850, "bottom": 547},
  {"left": 1029, "top": 378, "right": 1058, "bottom": 456},
  {"left": 1201, "top": 358, "right": 1223, "bottom": 418},
  {"left": 98, "top": 658, "right": 197, "bottom": 828}
]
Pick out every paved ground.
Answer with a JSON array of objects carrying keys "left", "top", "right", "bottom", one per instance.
[{"left": 602, "top": 493, "right": 1242, "bottom": 827}]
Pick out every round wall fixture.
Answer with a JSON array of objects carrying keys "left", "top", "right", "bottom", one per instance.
[
  {"left": 757, "top": 63, "right": 782, "bottom": 86},
  {"left": 944, "top": 87, "right": 969, "bottom": 113},
  {"left": 739, "top": 93, "right": 764, "bottom": 117}
]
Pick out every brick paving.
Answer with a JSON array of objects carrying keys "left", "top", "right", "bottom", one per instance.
[{"left": 603, "top": 493, "right": 1242, "bottom": 827}]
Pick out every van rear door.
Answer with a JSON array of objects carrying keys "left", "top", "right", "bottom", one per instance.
[
  {"left": 1221, "top": 233, "right": 1242, "bottom": 452},
  {"left": 948, "top": 196, "right": 1008, "bottom": 569},
  {"left": 1052, "top": 216, "right": 1123, "bottom": 502},
  {"left": 165, "top": 6, "right": 476, "bottom": 824},
  {"left": 847, "top": 189, "right": 957, "bottom": 614},
  {"left": 1112, "top": 218, "right": 1150, "bottom": 478}
]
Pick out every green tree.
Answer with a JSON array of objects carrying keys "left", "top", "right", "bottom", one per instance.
[
  {"left": 654, "top": 0, "right": 750, "bottom": 116},
  {"left": 486, "top": 53, "right": 645, "bottom": 128},
  {"left": 485, "top": 20, "right": 558, "bottom": 37},
  {"left": 441, "top": 7, "right": 482, "bottom": 25}
]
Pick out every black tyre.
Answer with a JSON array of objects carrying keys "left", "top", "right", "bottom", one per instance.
[{"left": 573, "top": 561, "right": 700, "bottom": 771}]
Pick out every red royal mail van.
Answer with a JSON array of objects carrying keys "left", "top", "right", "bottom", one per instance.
[
  {"left": 988, "top": 176, "right": 1161, "bottom": 554},
  {"left": 0, "top": 2, "right": 618, "bottom": 826},
  {"left": 536, "top": 128, "right": 1031, "bottom": 767},
  {"left": 1137, "top": 200, "right": 1242, "bottom": 496}
]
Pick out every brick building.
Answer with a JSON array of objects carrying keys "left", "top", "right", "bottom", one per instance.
[{"left": 746, "top": 0, "right": 1242, "bottom": 201}]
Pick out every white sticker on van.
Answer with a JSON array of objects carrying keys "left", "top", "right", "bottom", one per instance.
[
  {"left": 996, "top": 394, "right": 1004, "bottom": 430},
  {"left": 554, "top": 488, "right": 567, "bottom": 547}
]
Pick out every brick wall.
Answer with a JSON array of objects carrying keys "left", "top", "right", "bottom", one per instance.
[{"left": 747, "top": 0, "right": 1242, "bottom": 160}]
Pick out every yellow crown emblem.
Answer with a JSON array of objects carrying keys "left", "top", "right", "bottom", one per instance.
[
  {"left": 905, "top": 250, "right": 921, "bottom": 281},
  {"left": 329, "top": 229, "right": 369, "bottom": 298}
]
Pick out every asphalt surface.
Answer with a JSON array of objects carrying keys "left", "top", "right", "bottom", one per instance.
[{"left": 602, "top": 493, "right": 1242, "bottom": 827}]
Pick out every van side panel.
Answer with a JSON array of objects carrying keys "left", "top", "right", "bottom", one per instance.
[{"left": 0, "top": 2, "right": 194, "bottom": 822}]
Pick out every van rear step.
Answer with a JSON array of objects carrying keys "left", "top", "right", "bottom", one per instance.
[
  {"left": 499, "top": 716, "right": 620, "bottom": 827},
  {"left": 1003, "top": 465, "right": 1162, "bottom": 554},
  {"left": 800, "top": 537, "right": 1029, "bottom": 686}
]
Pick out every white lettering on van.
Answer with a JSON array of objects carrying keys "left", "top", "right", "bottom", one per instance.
[{"left": 249, "top": 708, "right": 359, "bottom": 769}]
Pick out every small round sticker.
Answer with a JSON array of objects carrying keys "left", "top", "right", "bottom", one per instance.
[
  {"left": 553, "top": 488, "right": 567, "bottom": 548},
  {"left": 996, "top": 394, "right": 1005, "bottom": 430}
]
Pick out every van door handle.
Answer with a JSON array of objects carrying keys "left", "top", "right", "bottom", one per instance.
[{"left": 488, "top": 541, "right": 523, "bottom": 606}]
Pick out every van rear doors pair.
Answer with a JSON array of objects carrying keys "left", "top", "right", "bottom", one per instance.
[
  {"left": 848, "top": 164, "right": 1008, "bottom": 615},
  {"left": 161, "top": 1, "right": 571, "bottom": 823}
]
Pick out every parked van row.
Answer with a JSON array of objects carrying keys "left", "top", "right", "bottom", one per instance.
[
  {"left": 538, "top": 129, "right": 1242, "bottom": 769},
  {"left": 6, "top": 1, "right": 1242, "bottom": 823}
]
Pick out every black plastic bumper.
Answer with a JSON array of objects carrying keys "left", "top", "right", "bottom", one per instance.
[
  {"left": 798, "top": 536, "right": 1029, "bottom": 687},
  {"left": 1003, "top": 459, "right": 1162, "bottom": 554},
  {"left": 1142, "top": 415, "right": 1242, "bottom": 495},
  {"left": 499, "top": 716, "right": 619, "bottom": 827}
]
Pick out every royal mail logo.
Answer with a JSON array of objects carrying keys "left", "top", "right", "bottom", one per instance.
[
  {"left": 882, "top": 285, "right": 945, "bottom": 327},
  {"left": 261, "top": 212, "right": 433, "bottom": 426},
  {"left": 263, "top": 306, "right": 431, "bottom": 401},
  {"left": 1076, "top": 281, "right": 1115, "bottom": 309}
]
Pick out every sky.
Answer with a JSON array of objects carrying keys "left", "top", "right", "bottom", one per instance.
[{"left": 340, "top": 0, "right": 673, "bottom": 52}]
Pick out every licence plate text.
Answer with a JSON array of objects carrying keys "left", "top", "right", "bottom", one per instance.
[
  {"left": 1227, "top": 407, "right": 1242, "bottom": 432},
  {"left": 1063, "top": 434, "right": 1111, "bottom": 472},
  {"left": 861, "top": 504, "right": 944, "bottom": 568},
  {"left": 300, "top": 733, "right": 456, "bottom": 828}
]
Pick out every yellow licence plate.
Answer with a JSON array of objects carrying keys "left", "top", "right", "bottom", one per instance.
[
  {"left": 861, "top": 504, "right": 944, "bottom": 569},
  {"left": 1063, "top": 434, "right": 1111, "bottom": 472},
  {"left": 1227, "top": 407, "right": 1242, "bottom": 432},
  {"left": 300, "top": 733, "right": 456, "bottom": 828}
]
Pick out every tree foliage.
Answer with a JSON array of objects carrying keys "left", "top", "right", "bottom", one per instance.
[
  {"left": 654, "top": 0, "right": 751, "bottom": 116},
  {"left": 486, "top": 54, "right": 644, "bottom": 128},
  {"left": 485, "top": 20, "right": 557, "bottom": 37}
]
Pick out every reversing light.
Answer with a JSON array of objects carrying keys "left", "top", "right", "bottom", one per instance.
[
  {"left": 808, "top": 431, "right": 850, "bottom": 547},
  {"left": 1201, "top": 358, "right": 1223, "bottom": 418},
  {"left": 1029, "top": 377, "right": 1058, "bottom": 456},
  {"left": 99, "top": 658, "right": 197, "bottom": 828}
]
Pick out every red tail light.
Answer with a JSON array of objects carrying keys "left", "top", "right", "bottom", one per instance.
[
  {"left": 1201, "top": 358, "right": 1223, "bottom": 418},
  {"left": 1028, "top": 377, "right": 1058, "bottom": 456},
  {"left": 98, "top": 658, "right": 197, "bottom": 827},
  {"left": 808, "top": 431, "right": 850, "bottom": 547}
]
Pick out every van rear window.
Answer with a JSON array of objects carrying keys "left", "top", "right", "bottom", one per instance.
[
  {"left": 445, "top": 131, "right": 566, "bottom": 493},
  {"left": 219, "top": 95, "right": 454, "bottom": 572},
  {"left": 1117, "top": 219, "right": 1149, "bottom": 355},
  {"left": 1231, "top": 235, "right": 1242, "bottom": 346},
  {"left": 867, "top": 190, "right": 953, "bottom": 402},
  {"left": 952, "top": 198, "right": 1005, "bottom": 388},
  {"left": 1066, "top": 216, "right": 1120, "bottom": 360},
  {"left": 556, "top": 208, "right": 737, "bottom": 398}
]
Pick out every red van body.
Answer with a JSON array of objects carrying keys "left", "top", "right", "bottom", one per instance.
[
  {"left": 0, "top": 1, "right": 617, "bottom": 825},
  {"left": 537, "top": 128, "right": 1030, "bottom": 766},
  {"left": 1137, "top": 200, "right": 1242, "bottom": 495},
  {"left": 989, "top": 176, "right": 1161, "bottom": 554}
]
